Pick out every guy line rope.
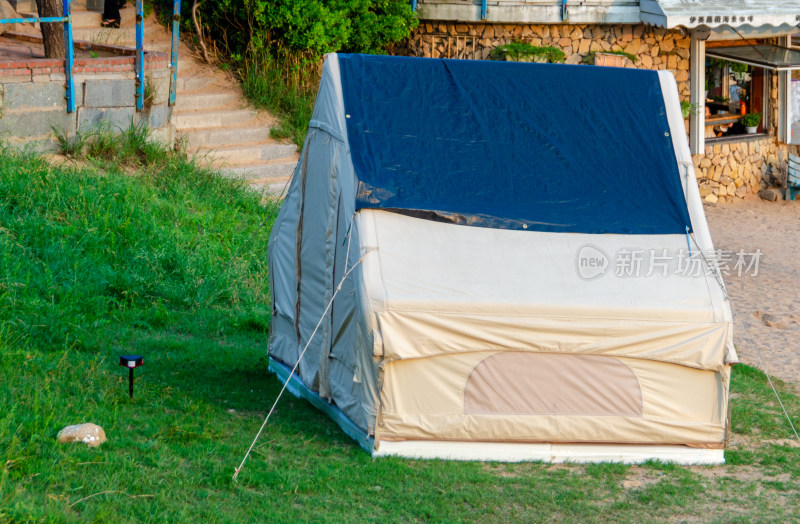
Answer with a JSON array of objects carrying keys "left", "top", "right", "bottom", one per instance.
[
  {"left": 234, "top": 215, "right": 370, "bottom": 480},
  {"left": 687, "top": 230, "right": 800, "bottom": 442},
  {"left": 683, "top": 162, "right": 798, "bottom": 441}
]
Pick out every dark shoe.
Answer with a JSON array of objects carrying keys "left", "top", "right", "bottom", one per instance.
[{"left": 101, "top": 18, "right": 120, "bottom": 28}]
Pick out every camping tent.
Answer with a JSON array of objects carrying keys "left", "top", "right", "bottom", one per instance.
[{"left": 267, "top": 53, "right": 737, "bottom": 464}]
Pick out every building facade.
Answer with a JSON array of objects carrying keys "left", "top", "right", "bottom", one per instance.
[{"left": 394, "top": 0, "right": 800, "bottom": 203}]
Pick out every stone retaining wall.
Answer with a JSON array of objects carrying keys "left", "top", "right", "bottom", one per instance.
[
  {"left": 395, "top": 22, "right": 787, "bottom": 202},
  {"left": 395, "top": 23, "right": 691, "bottom": 97},
  {"left": 693, "top": 139, "right": 782, "bottom": 203},
  {"left": 0, "top": 34, "right": 173, "bottom": 151}
]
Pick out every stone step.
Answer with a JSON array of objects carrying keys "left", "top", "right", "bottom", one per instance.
[
  {"left": 198, "top": 142, "right": 298, "bottom": 165},
  {"left": 144, "top": 41, "right": 176, "bottom": 54},
  {"left": 117, "top": 6, "right": 138, "bottom": 26},
  {"left": 182, "top": 126, "right": 271, "bottom": 148},
  {"left": 175, "top": 76, "right": 217, "bottom": 92},
  {"left": 74, "top": 6, "right": 137, "bottom": 25},
  {"left": 9, "top": 0, "right": 36, "bottom": 13},
  {"left": 63, "top": 10, "right": 109, "bottom": 27},
  {"left": 175, "top": 91, "right": 237, "bottom": 111},
  {"left": 172, "top": 108, "right": 257, "bottom": 129},
  {"left": 177, "top": 59, "right": 197, "bottom": 72},
  {"left": 221, "top": 162, "right": 297, "bottom": 181},
  {"left": 248, "top": 177, "right": 292, "bottom": 196},
  {"left": 83, "top": 0, "right": 103, "bottom": 11},
  {"left": 70, "top": 10, "right": 103, "bottom": 26},
  {"left": 72, "top": 27, "right": 136, "bottom": 46}
]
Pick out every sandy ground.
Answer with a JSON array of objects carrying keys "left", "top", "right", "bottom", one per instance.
[{"left": 705, "top": 197, "right": 800, "bottom": 386}]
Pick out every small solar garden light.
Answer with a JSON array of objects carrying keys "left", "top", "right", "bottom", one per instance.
[{"left": 119, "top": 354, "right": 143, "bottom": 398}]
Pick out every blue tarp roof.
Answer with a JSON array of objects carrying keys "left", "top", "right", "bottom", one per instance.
[{"left": 338, "top": 54, "right": 692, "bottom": 235}]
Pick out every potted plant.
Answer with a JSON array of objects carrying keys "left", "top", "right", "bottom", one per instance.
[{"left": 740, "top": 112, "right": 762, "bottom": 134}]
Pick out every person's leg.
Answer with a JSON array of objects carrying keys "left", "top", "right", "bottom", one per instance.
[{"left": 102, "top": 0, "right": 120, "bottom": 27}]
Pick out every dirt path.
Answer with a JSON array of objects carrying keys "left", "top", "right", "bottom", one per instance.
[{"left": 705, "top": 197, "right": 800, "bottom": 386}]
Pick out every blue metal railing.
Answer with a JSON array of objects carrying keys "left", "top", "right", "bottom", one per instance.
[
  {"left": 0, "top": 0, "right": 75, "bottom": 112},
  {"left": 63, "top": 0, "right": 74, "bottom": 112},
  {"left": 169, "top": 0, "right": 180, "bottom": 106},
  {"left": 135, "top": 0, "right": 144, "bottom": 110},
  {"left": 1, "top": 0, "right": 182, "bottom": 114}
]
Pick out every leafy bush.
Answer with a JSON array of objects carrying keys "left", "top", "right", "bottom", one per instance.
[
  {"left": 582, "top": 50, "right": 637, "bottom": 65},
  {"left": 490, "top": 42, "right": 565, "bottom": 63},
  {"left": 159, "top": 0, "right": 417, "bottom": 62}
]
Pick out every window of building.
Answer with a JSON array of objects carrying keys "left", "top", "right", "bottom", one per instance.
[{"left": 704, "top": 58, "right": 767, "bottom": 140}]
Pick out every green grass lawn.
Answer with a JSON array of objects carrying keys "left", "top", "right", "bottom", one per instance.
[{"left": 1, "top": 144, "right": 799, "bottom": 522}]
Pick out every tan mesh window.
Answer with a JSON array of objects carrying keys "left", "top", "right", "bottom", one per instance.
[{"left": 464, "top": 353, "right": 643, "bottom": 417}]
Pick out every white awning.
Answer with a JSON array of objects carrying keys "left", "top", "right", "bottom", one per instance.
[
  {"left": 640, "top": 0, "right": 800, "bottom": 29},
  {"left": 706, "top": 45, "right": 800, "bottom": 71}
]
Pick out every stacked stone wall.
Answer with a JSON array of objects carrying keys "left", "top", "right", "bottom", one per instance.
[
  {"left": 693, "top": 139, "right": 783, "bottom": 203},
  {"left": 396, "top": 23, "right": 691, "bottom": 98}
]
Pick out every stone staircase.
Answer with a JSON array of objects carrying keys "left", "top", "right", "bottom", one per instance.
[
  {"left": 172, "top": 66, "right": 298, "bottom": 195},
  {"left": 16, "top": 0, "right": 299, "bottom": 195}
]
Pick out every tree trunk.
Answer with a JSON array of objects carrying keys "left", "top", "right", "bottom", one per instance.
[{"left": 35, "top": 0, "right": 65, "bottom": 58}]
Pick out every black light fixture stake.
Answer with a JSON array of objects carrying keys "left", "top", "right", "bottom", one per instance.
[{"left": 119, "top": 355, "right": 144, "bottom": 398}]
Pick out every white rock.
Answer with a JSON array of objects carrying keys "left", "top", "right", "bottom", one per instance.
[{"left": 57, "top": 423, "right": 107, "bottom": 448}]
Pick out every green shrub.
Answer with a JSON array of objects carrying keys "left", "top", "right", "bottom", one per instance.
[
  {"left": 582, "top": 49, "right": 637, "bottom": 65},
  {"left": 490, "top": 42, "right": 566, "bottom": 63},
  {"left": 156, "top": 0, "right": 417, "bottom": 61}
]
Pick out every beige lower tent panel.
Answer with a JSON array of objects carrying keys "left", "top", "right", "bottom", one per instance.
[
  {"left": 378, "top": 352, "right": 729, "bottom": 447},
  {"left": 373, "top": 441, "right": 725, "bottom": 465}
]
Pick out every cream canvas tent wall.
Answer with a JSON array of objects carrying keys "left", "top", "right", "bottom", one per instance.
[{"left": 267, "top": 53, "right": 737, "bottom": 464}]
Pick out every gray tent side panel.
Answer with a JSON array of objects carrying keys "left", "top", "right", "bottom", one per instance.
[
  {"left": 268, "top": 53, "right": 349, "bottom": 376},
  {"left": 268, "top": 53, "right": 378, "bottom": 434},
  {"left": 295, "top": 130, "right": 341, "bottom": 390},
  {"left": 293, "top": 53, "right": 352, "bottom": 390},
  {"left": 267, "top": 155, "right": 303, "bottom": 368},
  {"left": 323, "top": 53, "right": 379, "bottom": 433},
  {"left": 328, "top": 210, "right": 379, "bottom": 434}
]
